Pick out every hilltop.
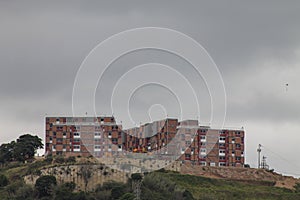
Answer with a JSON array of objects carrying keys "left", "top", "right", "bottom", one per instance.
[{"left": 0, "top": 156, "right": 299, "bottom": 199}]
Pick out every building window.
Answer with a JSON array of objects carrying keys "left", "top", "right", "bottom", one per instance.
[
  {"left": 236, "top": 157, "right": 241, "bottom": 161},
  {"left": 95, "top": 132, "right": 101, "bottom": 136},
  {"left": 74, "top": 132, "right": 80, "bottom": 136},
  {"left": 219, "top": 150, "right": 226, "bottom": 155},
  {"left": 219, "top": 162, "right": 226, "bottom": 167},
  {"left": 210, "top": 162, "right": 216, "bottom": 167},
  {"left": 118, "top": 145, "right": 122, "bottom": 151},
  {"left": 95, "top": 145, "right": 101, "bottom": 149},
  {"left": 200, "top": 161, "right": 206, "bottom": 166},
  {"left": 73, "top": 145, "right": 80, "bottom": 149},
  {"left": 112, "top": 138, "right": 118, "bottom": 144},
  {"left": 219, "top": 136, "right": 226, "bottom": 141},
  {"left": 200, "top": 148, "right": 206, "bottom": 155},
  {"left": 73, "top": 138, "right": 80, "bottom": 143},
  {"left": 200, "top": 136, "right": 206, "bottom": 140},
  {"left": 57, "top": 138, "right": 63, "bottom": 143},
  {"left": 219, "top": 156, "right": 225, "bottom": 160},
  {"left": 181, "top": 148, "right": 185, "bottom": 154},
  {"left": 191, "top": 148, "right": 195, "bottom": 154},
  {"left": 236, "top": 144, "right": 241, "bottom": 148},
  {"left": 185, "top": 154, "right": 191, "bottom": 159}
]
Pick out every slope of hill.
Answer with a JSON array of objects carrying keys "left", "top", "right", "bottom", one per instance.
[{"left": 0, "top": 157, "right": 299, "bottom": 200}]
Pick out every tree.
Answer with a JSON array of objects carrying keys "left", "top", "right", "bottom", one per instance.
[
  {"left": 0, "top": 134, "right": 43, "bottom": 164},
  {"left": 35, "top": 175, "right": 57, "bottom": 197},
  {"left": 13, "top": 134, "right": 43, "bottom": 162},
  {"left": 15, "top": 184, "right": 34, "bottom": 200},
  {"left": 131, "top": 173, "right": 143, "bottom": 181},
  {"left": 0, "top": 174, "right": 8, "bottom": 187},
  {"left": 53, "top": 182, "right": 76, "bottom": 200},
  {"left": 0, "top": 141, "right": 16, "bottom": 164}
]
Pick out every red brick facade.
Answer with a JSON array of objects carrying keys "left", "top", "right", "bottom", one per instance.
[{"left": 45, "top": 117, "right": 245, "bottom": 167}]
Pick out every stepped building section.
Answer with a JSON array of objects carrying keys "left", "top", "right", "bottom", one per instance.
[
  {"left": 45, "top": 116, "right": 245, "bottom": 167},
  {"left": 45, "top": 116, "right": 124, "bottom": 157}
]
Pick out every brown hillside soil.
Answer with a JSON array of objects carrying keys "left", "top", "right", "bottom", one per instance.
[{"left": 179, "top": 163, "right": 299, "bottom": 190}]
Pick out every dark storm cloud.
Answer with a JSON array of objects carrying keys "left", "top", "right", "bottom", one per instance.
[{"left": 0, "top": 0, "right": 300, "bottom": 175}]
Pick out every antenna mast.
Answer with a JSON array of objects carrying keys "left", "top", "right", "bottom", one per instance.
[{"left": 257, "top": 144, "right": 262, "bottom": 168}]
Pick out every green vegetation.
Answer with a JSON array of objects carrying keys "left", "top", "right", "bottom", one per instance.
[
  {"left": 35, "top": 175, "right": 57, "bottom": 198},
  {"left": 0, "top": 134, "right": 43, "bottom": 164},
  {"left": 0, "top": 174, "right": 8, "bottom": 187},
  {"left": 159, "top": 171, "right": 300, "bottom": 200},
  {"left": 0, "top": 134, "right": 300, "bottom": 199},
  {"left": 0, "top": 159, "right": 299, "bottom": 200}
]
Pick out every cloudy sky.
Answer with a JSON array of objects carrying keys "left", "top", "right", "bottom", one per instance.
[{"left": 1, "top": 1, "right": 300, "bottom": 177}]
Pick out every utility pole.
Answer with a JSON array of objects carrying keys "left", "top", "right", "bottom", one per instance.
[
  {"left": 257, "top": 144, "right": 262, "bottom": 168},
  {"left": 261, "top": 156, "right": 269, "bottom": 170}
]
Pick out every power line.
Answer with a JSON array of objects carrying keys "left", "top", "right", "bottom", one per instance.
[{"left": 261, "top": 144, "right": 300, "bottom": 171}]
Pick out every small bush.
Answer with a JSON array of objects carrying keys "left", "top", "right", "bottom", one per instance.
[
  {"left": 45, "top": 155, "right": 53, "bottom": 164},
  {"left": 35, "top": 175, "right": 57, "bottom": 197},
  {"left": 54, "top": 156, "right": 65, "bottom": 164},
  {"left": 0, "top": 174, "right": 8, "bottom": 187},
  {"left": 131, "top": 173, "right": 142, "bottom": 181},
  {"left": 66, "top": 156, "right": 76, "bottom": 163}
]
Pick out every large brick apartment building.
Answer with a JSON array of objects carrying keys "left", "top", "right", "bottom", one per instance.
[{"left": 45, "top": 116, "right": 245, "bottom": 167}]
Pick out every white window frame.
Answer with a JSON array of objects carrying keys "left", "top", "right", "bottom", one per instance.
[{"left": 219, "top": 150, "right": 226, "bottom": 156}]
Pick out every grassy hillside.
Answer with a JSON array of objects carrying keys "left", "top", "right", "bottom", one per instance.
[
  {"left": 0, "top": 159, "right": 299, "bottom": 200},
  {"left": 157, "top": 171, "right": 300, "bottom": 200}
]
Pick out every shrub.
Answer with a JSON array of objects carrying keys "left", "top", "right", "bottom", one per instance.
[
  {"left": 119, "top": 193, "right": 135, "bottom": 200},
  {"left": 15, "top": 184, "right": 34, "bottom": 200},
  {"left": 0, "top": 174, "right": 8, "bottom": 187},
  {"left": 54, "top": 156, "right": 65, "bottom": 164},
  {"left": 45, "top": 155, "right": 53, "bottom": 164},
  {"left": 35, "top": 175, "right": 57, "bottom": 197},
  {"left": 66, "top": 156, "right": 76, "bottom": 163},
  {"left": 131, "top": 173, "right": 143, "bottom": 181}
]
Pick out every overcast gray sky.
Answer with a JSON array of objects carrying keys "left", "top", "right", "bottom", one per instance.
[{"left": 1, "top": 1, "right": 300, "bottom": 177}]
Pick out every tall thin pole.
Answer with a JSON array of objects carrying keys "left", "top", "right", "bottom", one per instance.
[{"left": 257, "top": 144, "right": 262, "bottom": 168}]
